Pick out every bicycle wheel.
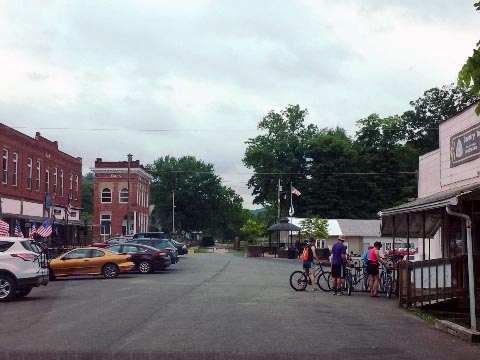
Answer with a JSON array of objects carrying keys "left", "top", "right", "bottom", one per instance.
[
  {"left": 290, "top": 271, "right": 308, "bottom": 291},
  {"left": 346, "top": 276, "right": 352, "bottom": 296},
  {"left": 316, "top": 271, "right": 332, "bottom": 292},
  {"left": 386, "top": 275, "right": 393, "bottom": 298}
]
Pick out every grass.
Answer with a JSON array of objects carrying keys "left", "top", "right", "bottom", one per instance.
[{"left": 407, "top": 308, "right": 437, "bottom": 324}]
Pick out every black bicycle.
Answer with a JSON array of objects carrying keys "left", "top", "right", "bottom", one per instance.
[{"left": 289, "top": 263, "right": 332, "bottom": 292}]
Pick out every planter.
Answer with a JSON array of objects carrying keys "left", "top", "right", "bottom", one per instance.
[{"left": 245, "top": 245, "right": 263, "bottom": 257}]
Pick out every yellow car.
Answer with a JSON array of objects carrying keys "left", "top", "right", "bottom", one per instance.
[{"left": 49, "top": 247, "right": 135, "bottom": 280}]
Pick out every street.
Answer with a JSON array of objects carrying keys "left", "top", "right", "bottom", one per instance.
[{"left": 1, "top": 253, "right": 480, "bottom": 359}]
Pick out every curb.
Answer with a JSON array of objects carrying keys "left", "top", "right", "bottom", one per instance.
[{"left": 435, "top": 320, "right": 480, "bottom": 343}]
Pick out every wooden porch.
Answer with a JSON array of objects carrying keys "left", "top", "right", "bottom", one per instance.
[{"left": 397, "top": 254, "right": 480, "bottom": 309}]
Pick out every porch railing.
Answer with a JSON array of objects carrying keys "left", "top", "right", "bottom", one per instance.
[{"left": 398, "top": 254, "right": 480, "bottom": 308}]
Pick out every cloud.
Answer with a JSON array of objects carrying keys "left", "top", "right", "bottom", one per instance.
[{"left": 0, "top": 0, "right": 478, "bottom": 209}]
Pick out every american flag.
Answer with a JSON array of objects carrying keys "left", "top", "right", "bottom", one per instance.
[
  {"left": 0, "top": 219, "right": 9, "bottom": 237},
  {"left": 65, "top": 194, "right": 72, "bottom": 217},
  {"left": 291, "top": 186, "right": 301, "bottom": 196},
  {"left": 29, "top": 223, "right": 37, "bottom": 239},
  {"left": 14, "top": 220, "right": 24, "bottom": 238},
  {"left": 36, "top": 219, "right": 52, "bottom": 238}
]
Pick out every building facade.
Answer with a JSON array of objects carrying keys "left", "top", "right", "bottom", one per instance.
[
  {"left": 0, "top": 123, "right": 82, "bottom": 242},
  {"left": 91, "top": 158, "right": 151, "bottom": 238}
]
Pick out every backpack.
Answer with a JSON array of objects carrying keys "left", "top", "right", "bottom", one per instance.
[{"left": 302, "top": 245, "right": 311, "bottom": 261}]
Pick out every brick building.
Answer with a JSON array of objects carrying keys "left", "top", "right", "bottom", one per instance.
[
  {"left": 91, "top": 158, "right": 151, "bottom": 237},
  {"left": 0, "top": 123, "right": 82, "bottom": 242}
]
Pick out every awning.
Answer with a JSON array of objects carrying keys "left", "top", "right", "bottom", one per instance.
[{"left": 379, "top": 183, "right": 480, "bottom": 237}]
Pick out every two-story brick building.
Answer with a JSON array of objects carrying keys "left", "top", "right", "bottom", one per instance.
[
  {"left": 0, "top": 123, "right": 82, "bottom": 243},
  {"left": 91, "top": 158, "right": 151, "bottom": 237}
]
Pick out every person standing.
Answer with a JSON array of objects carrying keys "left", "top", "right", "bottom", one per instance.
[
  {"left": 367, "top": 241, "right": 389, "bottom": 297},
  {"left": 302, "top": 237, "right": 320, "bottom": 291},
  {"left": 331, "top": 236, "right": 347, "bottom": 295}
]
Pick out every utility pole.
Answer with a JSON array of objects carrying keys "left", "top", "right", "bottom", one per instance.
[
  {"left": 172, "top": 189, "right": 175, "bottom": 234},
  {"left": 277, "top": 179, "right": 282, "bottom": 222}
]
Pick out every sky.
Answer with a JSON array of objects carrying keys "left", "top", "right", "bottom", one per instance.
[{"left": 0, "top": 0, "right": 478, "bottom": 209}]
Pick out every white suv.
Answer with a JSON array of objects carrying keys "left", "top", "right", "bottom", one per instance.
[{"left": 0, "top": 237, "right": 49, "bottom": 302}]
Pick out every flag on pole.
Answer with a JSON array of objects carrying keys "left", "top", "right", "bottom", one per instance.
[
  {"left": 36, "top": 219, "right": 52, "bottom": 238},
  {"left": 14, "top": 220, "right": 24, "bottom": 238},
  {"left": 0, "top": 219, "right": 9, "bottom": 237},
  {"left": 65, "top": 194, "right": 72, "bottom": 217},
  {"left": 29, "top": 223, "right": 37, "bottom": 239},
  {"left": 291, "top": 186, "right": 301, "bottom": 196}
]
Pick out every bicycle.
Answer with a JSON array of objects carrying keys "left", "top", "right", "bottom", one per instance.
[
  {"left": 289, "top": 263, "right": 332, "bottom": 292},
  {"left": 346, "top": 254, "right": 369, "bottom": 292},
  {"left": 378, "top": 264, "right": 393, "bottom": 298}
]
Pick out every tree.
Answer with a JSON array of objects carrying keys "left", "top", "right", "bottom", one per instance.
[
  {"left": 401, "top": 85, "right": 479, "bottom": 153},
  {"left": 243, "top": 105, "right": 317, "bottom": 216},
  {"left": 148, "top": 155, "right": 246, "bottom": 239},
  {"left": 240, "top": 219, "right": 266, "bottom": 244},
  {"left": 81, "top": 173, "right": 94, "bottom": 220},
  {"left": 299, "top": 217, "right": 328, "bottom": 240},
  {"left": 458, "top": 2, "right": 480, "bottom": 114}
]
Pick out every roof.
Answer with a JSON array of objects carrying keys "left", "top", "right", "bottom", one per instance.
[
  {"left": 267, "top": 218, "right": 300, "bottom": 231},
  {"left": 379, "top": 183, "right": 480, "bottom": 237},
  {"left": 288, "top": 218, "right": 380, "bottom": 237}
]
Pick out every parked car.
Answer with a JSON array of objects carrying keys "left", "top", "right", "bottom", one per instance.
[
  {"left": 48, "top": 248, "right": 135, "bottom": 280},
  {"left": 106, "top": 243, "right": 171, "bottom": 273},
  {"left": 131, "top": 232, "right": 165, "bottom": 240},
  {"left": 0, "top": 237, "right": 49, "bottom": 302},
  {"left": 129, "top": 238, "right": 179, "bottom": 264},
  {"left": 170, "top": 239, "right": 188, "bottom": 255},
  {"left": 90, "top": 236, "right": 131, "bottom": 248}
]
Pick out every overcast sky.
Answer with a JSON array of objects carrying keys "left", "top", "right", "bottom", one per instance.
[{"left": 0, "top": 0, "right": 478, "bottom": 209}]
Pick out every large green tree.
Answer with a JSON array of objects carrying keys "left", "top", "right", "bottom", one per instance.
[
  {"left": 148, "top": 155, "right": 246, "bottom": 239},
  {"left": 401, "top": 84, "right": 479, "bottom": 153},
  {"left": 81, "top": 173, "right": 94, "bottom": 222},
  {"left": 458, "top": 2, "right": 480, "bottom": 114},
  {"left": 243, "top": 105, "right": 317, "bottom": 217}
]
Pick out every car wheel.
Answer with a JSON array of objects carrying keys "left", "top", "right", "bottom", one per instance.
[
  {"left": 0, "top": 274, "right": 17, "bottom": 302},
  {"left": 16, "top": 288, "right": 32, "bottom": 298},
  {"left": 102, "top": 263, "right": 119, "bottom": 279},
  {"left": 48, "top": 267, "right": 56, "bottom": 281},
  {"left": 138, "top": 260, "right": 153, "bottom": 274}
]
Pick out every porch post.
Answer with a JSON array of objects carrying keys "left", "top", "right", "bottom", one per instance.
[{"left": 406, "top": 213, "right": 411, "bottom": 308}]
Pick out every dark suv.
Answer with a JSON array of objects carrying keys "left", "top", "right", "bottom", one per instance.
[
  {"left": 129, "top": 238, "right": 179, "bottom": 264},
  {"left": 131, "top": 232, "right": 165, "bottom": 240},
  {"left": 106, "top": 243, "right": 171, "bottom": 273}
]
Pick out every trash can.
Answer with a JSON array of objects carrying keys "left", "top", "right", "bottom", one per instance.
[{"left": 287, "top": 248, "right": 296, "bottom": 259}]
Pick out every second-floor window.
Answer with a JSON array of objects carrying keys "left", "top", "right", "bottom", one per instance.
[
  {"left": 53, "top": 168, "right": 57, "bottom": 195},
  {"left": 75, "top": 175, "right": 79, "bottom": 199},
  {"left": 101, "top": 188, "right": 112, "bottom": 203},
  {"left": 69, "top": 173, "right": 73, "bottom": 196},
  {"left": 119, "top": 188, "right": 128, "bottom": 203},
  {"left": 12, "top": 152, "right": 18, "bottom": 187},
  {"left": 45, "top": 170, "right": 50, "bottom": 194},
  {"left": 2, "top": 149, "right": 7, "bottom": 184},
  {"left": 35, "top": 160, "right": 41, "bottom": 191},
  {"left": 60, "top": 170, "right": 64, "bottom": 197},
  {"left": 27, "top": 158, "right": 32, "bottom": 190}
]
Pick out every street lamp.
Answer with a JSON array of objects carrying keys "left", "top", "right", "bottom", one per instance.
[{"left": 127, "top": 154, "right": 132, "bottom": 235}]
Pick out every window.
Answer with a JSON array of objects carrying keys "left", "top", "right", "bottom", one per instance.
[
  {"left": 2, "top": 149, "right": 7, "bottom": 184},
  {"left": 60, "top": 170, "right": 64, "bottom": 197},
  {"left": 100, "top": 214, "right": 111, "bottom": 235},
  {"left": 27, "top": 158, "right": 32, "bottom": 190},
  {"left": 12, "top": 152, "right": 18, "bottom": 187},
  {"left": 69, "top": 173, "right": 73, "bottom": 196},
  {"left": 91, "top": 249, "right": 104, "bottom": 258},
  {"left": 75, "top": 175, "right": 79, "bottom": 199},
  {"left": 64, "top": 249, "right": 90, "bottom": 259},
  {"left": 101, "top": 188, "right": 112, "bottom": 203},
  {"left": 35, "top": 160, "right": 40, "bottom": 191},
  {"left": 53, "top": 168, "right": 57, "bottom": 195},
  {"left": 119, "top": 188, "right": 128, "bottom": 203},
  {"left": 45, "top": 170, "right": 50, "bottom": 194}
]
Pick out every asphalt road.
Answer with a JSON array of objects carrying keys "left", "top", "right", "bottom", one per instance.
[{"left": 1, "top": 253, "right": 480, "bottom": 359}]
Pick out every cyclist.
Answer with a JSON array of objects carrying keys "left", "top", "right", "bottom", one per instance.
[
  {"left": 331, "top": 236, "right": 347, "bottom": 295},
  {"left": 367, "top": 241, "right": 390, "bottom": 297},
  {"left": 302, "top": 237, "right": 320, "bottom": 292}
]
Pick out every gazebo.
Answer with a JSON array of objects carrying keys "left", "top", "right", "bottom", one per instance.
[{"left": 267, "top": 218, "right": 301, "bottom": 258}]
